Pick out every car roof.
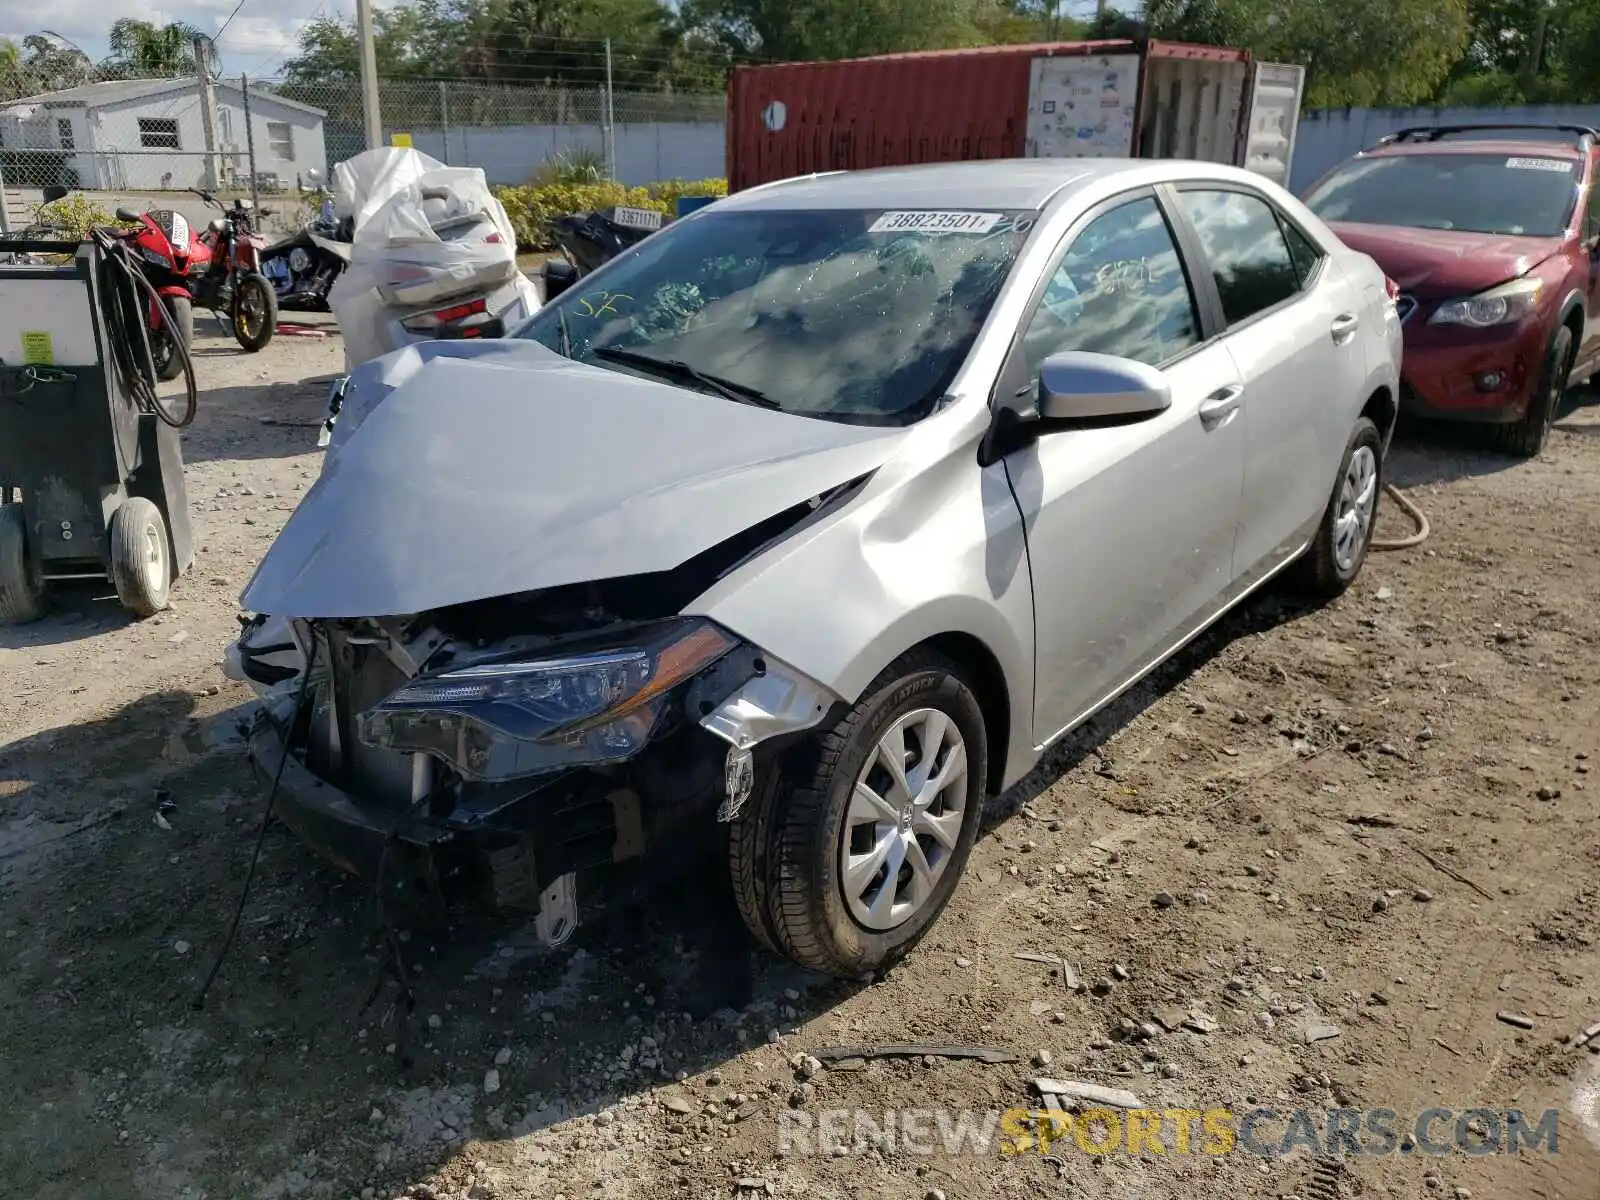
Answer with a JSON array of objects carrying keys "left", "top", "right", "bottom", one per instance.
[
  {"left": 714, "top": 158, "right": 1281, "bottom": 213},
  {"left": 1362, "top": 139, "right": 1586, "bottom": 161}
]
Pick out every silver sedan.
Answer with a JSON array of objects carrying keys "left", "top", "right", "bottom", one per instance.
[{"left": 233, "top": 158, "right": 1403, "bottom": 980}]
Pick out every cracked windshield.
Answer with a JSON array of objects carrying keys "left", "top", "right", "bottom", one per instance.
[{"left": 515, "top": 209, "right": 1037, "bottom": 423}]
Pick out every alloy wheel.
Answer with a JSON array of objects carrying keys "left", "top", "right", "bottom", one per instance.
[
  {"left": 1333, "top": 444, "right": 1377, "bottom": 573},
  {"left": 839, "top": 706, "right": 969, "bottom": 931}
]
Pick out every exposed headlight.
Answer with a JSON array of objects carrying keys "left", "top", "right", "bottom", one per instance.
[
  {"left": 141, "top": 245, "right": 173, "bottom": 267},
  {"left": 357, "top": 619, "right": 737, "bottom": 781},
  {"left": 1428, "top": 276, "right": 1542, "bottom": 328}
]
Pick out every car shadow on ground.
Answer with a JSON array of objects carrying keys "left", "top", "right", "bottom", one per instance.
[
  {"left": 0, "top": 580, "right": 143, "bottom": 649},
  {"left": 0, "top": 579, "right": 1335, "bottom": 1195},
  {"left": 1387, "top": 384, "right": 1600, "bottom": 487}
]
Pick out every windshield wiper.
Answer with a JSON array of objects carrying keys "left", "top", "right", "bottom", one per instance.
[
  {"left": 557, "top": 307, "right": 573, "bottom": 358},
  {"left": 591, "top": 345, "right": 780, "bottom": 409}
]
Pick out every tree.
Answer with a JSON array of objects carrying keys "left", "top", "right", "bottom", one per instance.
[
  {"left": 102, "top": 19, "right": 217, "bottom": 78},
  {"left": 15, "top": 33, "right": 95, "bottom": 94},
  {"left": 1114, "top": 0, "right": 1471, "bottom": 108}
]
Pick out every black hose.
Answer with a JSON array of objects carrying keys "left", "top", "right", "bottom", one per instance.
[{"left": 89, "top": 227, "right": 198, "bottom": 429}]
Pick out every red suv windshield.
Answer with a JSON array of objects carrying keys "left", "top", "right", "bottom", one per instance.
[{"left": 1304, "top": 152, "right": 1580, "bottom": 237}]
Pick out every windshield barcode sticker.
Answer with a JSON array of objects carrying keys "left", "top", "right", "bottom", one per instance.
[
  {"left": 1505, "top": 157, "right": 1573, "bottom": 173},
  {"left": 611, "top": 206, "right": 665, "bottom": 230},
  {"left": 869, "top": 211, "right": 1003, "bottom": 234}
]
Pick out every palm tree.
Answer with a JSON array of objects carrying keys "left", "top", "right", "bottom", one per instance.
[
  {"left": 19, "top": 32, "right": 95, "bottom": 92},
  {"left": 103, "top": 19, "right": 219, "bottom": 78}
]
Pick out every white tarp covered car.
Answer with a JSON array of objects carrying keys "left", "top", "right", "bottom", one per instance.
[{"left": 328, "top": 147, "right": 540, "bottom": 369}]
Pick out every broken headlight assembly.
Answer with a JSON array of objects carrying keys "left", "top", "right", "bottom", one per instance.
[{"left": 356, "top": 618, "right": 737, "bottom": 781}]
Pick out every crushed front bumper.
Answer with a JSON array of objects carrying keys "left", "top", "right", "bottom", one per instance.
[{"left": 249, "top": 718, "right": 449, "bottom": 884}]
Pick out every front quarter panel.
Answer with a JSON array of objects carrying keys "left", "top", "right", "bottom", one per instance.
[{"left": 684, "top": 401, "right": 1039, "bottom": 792}]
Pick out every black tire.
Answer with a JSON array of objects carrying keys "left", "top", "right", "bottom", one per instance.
[
  {"left": 0, "top": 502, "right": 48, "bottom": 625},
  {"left": 728, "top": 650, "right": 988, "bottom": 978},
  {"left": 153, "top": 295, "right": 193, "bottom": 382},
  {"left": 1292, "top": 415, "right": 1383, "bottom": 599},
  {"left": 231, "top": 273, "right": 278, "bottom": 352},
  {"left": 108, "top": 497, "right": 171, "bottom": 618},
  {"left": 1490, "top": 324, "right": 1573, "bottom": 458}
]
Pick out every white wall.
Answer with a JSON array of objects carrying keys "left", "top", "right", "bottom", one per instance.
[
  {"left": 86, "top": 86, "right": 327, "bottom": 191},
  {"left": 399, "top": 121, "right": 726, "bottom": 186}
]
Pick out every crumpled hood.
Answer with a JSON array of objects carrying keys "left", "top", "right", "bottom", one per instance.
[
  {"left": 241, "top": 341, "right": 903, "bottom": 619},
  {"left": 1328, "top": 221, "right": 1564, "bottom": 300}
]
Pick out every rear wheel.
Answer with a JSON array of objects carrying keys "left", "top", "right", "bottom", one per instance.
[
  {"left": 108, "top": 497, "right": 171, "bottom": 618},
  {"left": 728, "top": 651, "right": 987, "bottom": 978},
  {"left": 0, "top": 502, "right": 48, "bottom": 624},
  {"left": 152, "top": 295, "right": 192, "bottom": 382},
  {"left": 1491, "top": 324, "right": 1572, "bottom": 458},
  {"left": 231, "top": 273, "right": 278, "bottom": 352}
]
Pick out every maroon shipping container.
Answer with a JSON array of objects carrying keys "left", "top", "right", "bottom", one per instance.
[{"left": 726, "top": 40, "right": 1305, "bottom": 192}]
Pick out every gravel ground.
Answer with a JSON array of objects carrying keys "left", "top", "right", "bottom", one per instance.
[{"left": 2, "top": 322, "right": 1599, "bottom": 1200}]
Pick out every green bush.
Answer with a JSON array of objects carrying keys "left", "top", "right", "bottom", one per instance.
[
  {"left": 34, "top": 192, "right": 113, "bottom": 240},
  {"left": 495, "top": 177, "right": 728, "bottom": 251},
  {"left": 646, "top": 177, "right": 728, "bottom": 206}
]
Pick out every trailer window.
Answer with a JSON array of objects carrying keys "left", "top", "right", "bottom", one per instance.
[{"left": 138, "top": 118, "right": 180, "bottom": 150}]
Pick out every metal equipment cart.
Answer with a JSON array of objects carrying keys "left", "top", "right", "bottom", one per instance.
[{"left": 0, "top": 237, "right": 194, "bottom": 622}]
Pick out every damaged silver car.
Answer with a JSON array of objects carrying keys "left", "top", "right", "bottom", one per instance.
[{"left": 227, "top": 159, "right": 1401, "bottom": 978}]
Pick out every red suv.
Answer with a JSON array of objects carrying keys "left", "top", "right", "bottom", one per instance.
[{"left": 1302, "top": 124, "right": 1600, "bottom": 456}]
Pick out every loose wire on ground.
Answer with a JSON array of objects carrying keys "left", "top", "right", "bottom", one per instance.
[{"left": 191, "top": 640, "right": 318, "bottom": 1009}]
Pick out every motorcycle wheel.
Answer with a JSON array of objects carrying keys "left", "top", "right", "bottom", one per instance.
[
  {"left": 153, "top": 296, "right": 193, "bottom": 382},
  {"left": 231, "top": 273, "right": 278, "bottom": 352}
]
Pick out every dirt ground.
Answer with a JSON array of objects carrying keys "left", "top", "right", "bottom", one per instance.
[{"left": 3, "top": 320, "right": 1600, "bottom": 1200}]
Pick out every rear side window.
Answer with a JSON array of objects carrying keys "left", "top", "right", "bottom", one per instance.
[
  {"left": 1281, "top": 221, "right": 1324, "bottom": 287},
  {"left": 1175, "top": 190, "right": 1300, "bottom": 326}
]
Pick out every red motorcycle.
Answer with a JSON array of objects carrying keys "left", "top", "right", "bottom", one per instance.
[{"left": 112, "top": 193, "right": 277, "bottom": 380}]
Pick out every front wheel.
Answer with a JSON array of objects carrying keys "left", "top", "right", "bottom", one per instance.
[
  {"left": 152, "top": 295, "right": 193, "bottom": 382},
  {"left": 1490, "top": 324, "right": 1572, "bottom": 459},
  {"left": 728, "top": 650, "right": 988, "bottom": 978},
  {"left": 231, "top": 273, "right": 278, "bottom": 352}
]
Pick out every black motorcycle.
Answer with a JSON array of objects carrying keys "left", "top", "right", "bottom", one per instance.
[
  {"left": 542, "top": 206, "right": 663, "bottom": 300},
  {"left": 259, "top": 192, "right": 352, "bottom": 312}
]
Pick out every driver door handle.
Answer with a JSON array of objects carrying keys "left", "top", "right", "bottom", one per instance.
[
  {"left": 1330, "top": 313, "right": 1360, "bottom": 343},
  {"left": 1198, "top": 384, "right": 1244, "bottom": 427}
]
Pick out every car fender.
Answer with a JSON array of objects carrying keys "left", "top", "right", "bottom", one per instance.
[{"left": 685, "top": 410, "right": 1040, "bottom": 792}]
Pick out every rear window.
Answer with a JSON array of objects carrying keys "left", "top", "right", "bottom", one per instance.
[{"left": 1303, "top": 152, "right": 1580, "bottom": 237}]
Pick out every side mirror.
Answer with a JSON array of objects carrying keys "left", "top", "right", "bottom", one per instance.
[
  {"left": 543, "top": 259, "right": 577, "bottom": 299},
  {"left": 115, "top": 206, "right": 141, "bottom": 222},
  {"left": 1037, "top": 351, "right": 1171, "bottom": 423},
  {"left": 41, "top": 185, "right": 69, "bottom": 203}
]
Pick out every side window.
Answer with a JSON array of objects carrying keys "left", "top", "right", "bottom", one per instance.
[
  {"left": 1280, "top": 219, "right": 1325, "bottom": 288},
  {"left": 1175, "top": 189, "right": 1301, "bottom": 326},
  {"left": 1018, "top": 195, "right": 1201, "bottom": 374}
]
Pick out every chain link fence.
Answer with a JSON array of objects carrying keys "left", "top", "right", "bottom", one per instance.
[{"left": 1, "top": 66, "right": 725, "bottom": 227}]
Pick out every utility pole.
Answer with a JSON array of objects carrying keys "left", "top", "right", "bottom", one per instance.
[
  {"left": 603, "top": 38, "right": 617, "bottom": 181},
  {"left": 355, "top": 0, "right": 383, "bottom": 149},
  {"left": 194, "top": 36, "right": 220, "bottom": 190}
]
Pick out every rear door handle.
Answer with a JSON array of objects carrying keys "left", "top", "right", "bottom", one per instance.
[
  {"left": 1198, "top": 384, "right": 1244, "bottom": 427},
  {"left": 1331, "top": 313, "right": 1360, "bottom": 343}
]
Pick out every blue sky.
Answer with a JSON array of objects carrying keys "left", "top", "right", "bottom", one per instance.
[{"left": 2, "top": 0, "right": 366, "bottom": 78}]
